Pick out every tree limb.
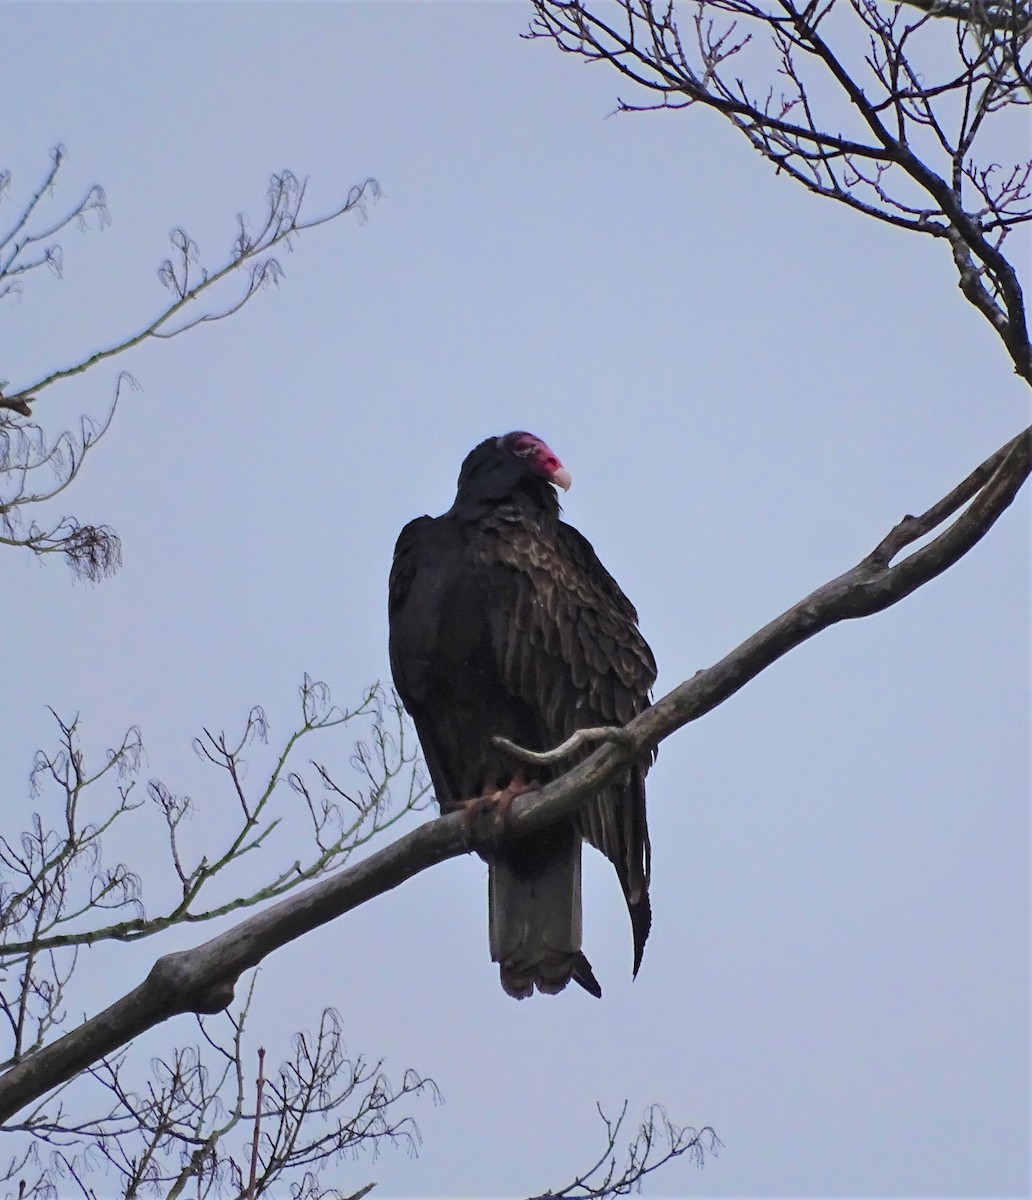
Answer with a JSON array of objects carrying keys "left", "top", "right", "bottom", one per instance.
[{"left": 1, "top": 422, "right": 1027, "bottom": 1125}]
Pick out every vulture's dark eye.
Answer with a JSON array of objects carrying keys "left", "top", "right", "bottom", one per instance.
[{"left": 514, "top": 443, "right": 535, "bottom": 458}]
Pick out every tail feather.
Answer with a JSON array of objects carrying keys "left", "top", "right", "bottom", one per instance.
[
  {"left": 576, "top": 766, "right": 652, "bottom": 980},
  {"left": 572, "top": 951, "right": 602, "bottom": 998},
  {"left": 629, "top": 892, "right": 652, "bottom": 978},
  {"left": 488, "top": 824, "right": 601, "bottom": 999}
]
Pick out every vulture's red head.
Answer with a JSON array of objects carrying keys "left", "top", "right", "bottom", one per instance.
[
  {"left": 498, "top": 431, "right": 572, "bottom": 491},
  {"left": 452, "top": 431, "right": 571, "bottom": 517}
]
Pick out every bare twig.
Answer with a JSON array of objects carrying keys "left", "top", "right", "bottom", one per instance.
[
  {"left": 493, "top": 726, "right": 636, "bottom": 766},
  {"left": 2, "top": 171, "right": 378, "bottom": 412},
  {"left": 0, "top": 146, "right": 108, "bottom": 302},
  {"left": 530, "top": 1101, "right": 721, "bottom": 1198},
  {"left": 0, "top": 682, "right": 428, "bottom": 973},
  {"left": 0, "top": 155, "right": 377, "bottom": 579},
  {"left": 895, "top": 0, "right": 1031, "bottom": 29},
  {"left": 246, "top": 1047, "right": 266, "bottom": 1200}
]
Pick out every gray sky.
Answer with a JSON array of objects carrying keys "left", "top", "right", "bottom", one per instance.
[{"left": 1, "top": 2, "right": 1028, "bottom": 1196}]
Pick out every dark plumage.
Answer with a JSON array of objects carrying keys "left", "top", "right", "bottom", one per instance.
[{"left": 388, "top": 431, "right": 656, "bottom": 998}]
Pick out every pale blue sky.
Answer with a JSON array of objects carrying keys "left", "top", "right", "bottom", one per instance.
[{"left": 1, "top": 3, "right": 1028, "bottom": 1196}]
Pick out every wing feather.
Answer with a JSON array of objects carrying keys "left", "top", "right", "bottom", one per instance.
[
  {"left": 474, "top": 511, "right": 656, "bottom": 912},
  {"left": 387, "top": 516, "right": 435, "bottom": 705}
]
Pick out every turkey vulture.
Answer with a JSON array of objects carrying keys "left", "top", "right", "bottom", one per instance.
[{"left": 388, "top": 431, "right": 656, "bottom": 999}]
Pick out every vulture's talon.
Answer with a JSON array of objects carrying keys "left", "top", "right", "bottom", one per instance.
[{"left": 457, "top": 779, "right": 538, "bottom": 849}]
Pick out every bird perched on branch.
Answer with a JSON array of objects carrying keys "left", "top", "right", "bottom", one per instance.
[{"left": 388, "top": 431, "right": 656, "bottom": 999}]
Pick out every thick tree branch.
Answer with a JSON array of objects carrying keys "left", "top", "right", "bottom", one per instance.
[{"left": 1, "top": 422, "right": 1027, "bottom": 1126}]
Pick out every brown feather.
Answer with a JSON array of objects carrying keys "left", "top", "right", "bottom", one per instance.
[{"left": 475, "top": 508, "right": 657, "bottom": 977}]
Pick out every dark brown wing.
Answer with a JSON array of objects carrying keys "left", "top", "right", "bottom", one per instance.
[
  {"left": 388, "top": 516, "right": 435, "bottom": 707},
  {"left": 388, "top": 514, "right": 473, "bottom": 807},
  {"left": 474, "top": 508, "right": 657, "bottom": 967}
]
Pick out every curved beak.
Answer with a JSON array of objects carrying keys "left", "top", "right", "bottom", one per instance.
[{"left": 552, "top": 466, "right": 572, "bottom": 492}]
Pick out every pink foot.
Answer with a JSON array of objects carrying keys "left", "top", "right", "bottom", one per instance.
[{"left": 457, "top": 779, "right": 537, "bottom": 846}]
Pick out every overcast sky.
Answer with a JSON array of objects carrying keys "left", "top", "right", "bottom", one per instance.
[{"left": 1, "top": 3, "right": 1028, "bottom": 1197}]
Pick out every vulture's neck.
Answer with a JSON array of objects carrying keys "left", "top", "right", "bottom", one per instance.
[{"left": 449, "top": 476, "right": 560, "bottom": 527}]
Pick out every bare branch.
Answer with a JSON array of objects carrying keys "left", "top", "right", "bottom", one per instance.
[
  {"left": 530, "top": 1100, "right": 721, "bottom": 1198},
  {"left": 0, "top": 146, "right": 109, "bottom": 302},
  {"left": 1, "top": 422, "right": 1025, "bottom": 1125},
  {"left": 246, "top": 1048, "right": 265, "bottom": 1200},
  {"left": 2, "top": 172, "right": 379, "bottom": 413},
  {"left": 494, "top": 727, "right": 636, "bottom": 766},
  {"left": 0, "top": 373, "right": 132, "bottom": 579},
  {"left": 1, "top": 682, "right": 428, "bottom": 967},
  {"left": 10, "top": 986, "right": 437, "bottom": 1200},
  {"left": 895, "top": 0, "right": 1031, "bottom": 29},
  {"left": 0, "top": 156, "right": 377, "bottom": 583},
  {"left": 528, "top": 0, "right": 1032, "bottom": 384}
]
